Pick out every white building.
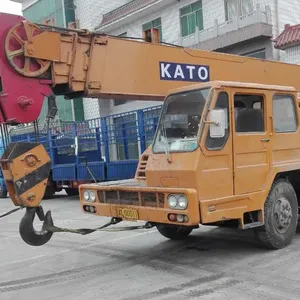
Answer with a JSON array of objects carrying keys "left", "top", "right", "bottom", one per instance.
[
  {"left": 73, "top": 0, "right": 300, "bottom": 120},
  {"left": 12, "top": 0, "right": 300, "bottom": 121}
]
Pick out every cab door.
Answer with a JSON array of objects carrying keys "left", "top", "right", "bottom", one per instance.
[
  {"left": 199, "top": 88, "right": 234, "bottom": 200},
  {"left": 232, "top": 88, "right": 272, "bottom": 195}
]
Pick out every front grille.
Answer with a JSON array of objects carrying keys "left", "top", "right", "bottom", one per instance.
[
  {"left": 98, "top": 190, "right": 165, "bottom": 208},
  {"left": 141, "top": 192, "right": 157, "bottom": 207},
  {"left": 136, "top": 153, "right": 149, "bottom": 179}
]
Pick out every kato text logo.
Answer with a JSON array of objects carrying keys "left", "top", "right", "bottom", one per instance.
[{"left": 159, "top": 62, "right": 210, "bottom": 82}]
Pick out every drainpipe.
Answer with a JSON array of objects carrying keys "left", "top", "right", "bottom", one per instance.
[
  {"left": 61, "top": 0, "right": 67, "bottom": 27},
  {"left": 62, "top": 0, "right": 76, "bottom": 120},
  {"left": 274, "top": 0, "right": 280, "bottom": 61}
]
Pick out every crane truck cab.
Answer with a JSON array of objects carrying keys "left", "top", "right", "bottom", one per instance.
[{"left": 79, "top": 80, "right": 300, "bottom": 249}]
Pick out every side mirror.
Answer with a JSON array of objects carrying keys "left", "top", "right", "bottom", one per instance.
[{"left": 206, "top": 109, "right": 225, "bottom": 138}]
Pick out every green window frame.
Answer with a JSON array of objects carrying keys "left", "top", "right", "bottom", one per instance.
[
  {"left": 180, "top": 0, "right": 203, "bottom": 38},
  {"left": 142, "top": 17, "right": 162, "bottom": 41}
]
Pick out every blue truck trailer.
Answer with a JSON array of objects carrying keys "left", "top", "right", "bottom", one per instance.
[{"left": 0, "top": 105, "right": 162, "bottom": 198}]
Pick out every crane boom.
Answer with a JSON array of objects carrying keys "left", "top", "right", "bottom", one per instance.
[{"left": 1, "top": 13, "right": 300, "bottom": 124}]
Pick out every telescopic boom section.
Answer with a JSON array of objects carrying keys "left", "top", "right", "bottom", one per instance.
[{"left": 2, "top": 13, "right": 300, "bottom": 124}]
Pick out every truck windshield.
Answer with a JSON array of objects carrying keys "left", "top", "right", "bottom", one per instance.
[{"left": 152, "top": 88, "right": 210, "bottom": 153}]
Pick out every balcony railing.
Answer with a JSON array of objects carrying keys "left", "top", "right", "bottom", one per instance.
[
  {"left": 180, "top": 3, "right": 272, "bottom": 48},
  {"left": 99, "top": 0, "right": 160, "bottom": 28}
]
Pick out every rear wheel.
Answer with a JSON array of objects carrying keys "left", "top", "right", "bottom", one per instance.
[
  {"left": 255, "top": 179, "right": 298, "bottom": 249},
  {"left": 43, "top": 185, "right": 55, "bottom": 199},
  {"left": 65, "top": 188, "right": 79, "bottom": 196},
  {"left": 0, "top": 184, "right": 7, "bottom": 198},
  {"left": 156, "top": 224, "right": 193, "bottom": 240}
]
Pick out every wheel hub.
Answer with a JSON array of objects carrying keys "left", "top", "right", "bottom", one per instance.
[{"left": 273, "top": 196, "right": 293, "bottom": 234}]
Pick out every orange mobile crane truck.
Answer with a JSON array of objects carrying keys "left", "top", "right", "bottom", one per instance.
[{"left": 1, "top": 13, "right": 300, "bottom": 250}]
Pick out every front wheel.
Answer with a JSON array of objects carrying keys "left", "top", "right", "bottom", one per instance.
[
  {"left": 65, "top": 188, "right": 79, "bottom": 196},
  {"left": 156, "top": 224, "right": 193, "bottom": 240},
  {"left": 255, "top": 179, "right": 298, "bottom": 249}
]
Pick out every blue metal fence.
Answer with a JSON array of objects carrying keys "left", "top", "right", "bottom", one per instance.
[{"left": 1, "top": 105, "right": 162, "bottom": 190}]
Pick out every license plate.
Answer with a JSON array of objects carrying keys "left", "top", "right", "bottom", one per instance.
[{"left": 116, "top": 208, "right": 139, "bottom": 220}]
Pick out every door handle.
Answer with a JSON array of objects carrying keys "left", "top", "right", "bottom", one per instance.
[{"left": 261, "top": 138, "right": 270, "bottom": 142}]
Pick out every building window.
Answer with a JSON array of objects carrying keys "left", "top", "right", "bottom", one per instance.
[
  {"left": 114, "top": 99, "right": 127, "bottom": 106},
  {"left": 114, "top": 99, "right": 134, "bottom": 106},
  {"left": 142, "top": 18, "right": 162, "bottom": 41},
  {"left": 225, "top": 0, "right": 253, "bottom": 21},
  {"left": 180, "top": 1, "right": 203, "bottom": 37},
  {"left": 273, "top": 95, "right": 297, "bottom": 132},
  {"left": 242, "top": 49, "right": 266, "bottom": 59}
]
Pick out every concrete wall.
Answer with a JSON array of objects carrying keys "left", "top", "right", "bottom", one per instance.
[
  {"left": 285, "top": 45, "right": 300, "bottom": 65},
  {"left": 74, "top": 0, "right": 130, "bottom": 30},
  {"left": 220, "top": 37, "right": 274, "bottom": 60}
]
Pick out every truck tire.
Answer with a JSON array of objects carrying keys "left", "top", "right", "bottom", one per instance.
[
  {"left": 43, "top": 185, "right": 56, "bottom": 199},
  {"left": 0, "top": 185, "right": 7, "bottom": 198},
  {"left": 156, "top": 224, "right": 193, "bottom": 240},
  {"left": 255, "top": 178, "right": 298, "bottom": 249}
]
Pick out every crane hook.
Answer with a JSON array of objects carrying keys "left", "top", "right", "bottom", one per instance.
[{"left": 19, "top": 206, "right": 54, "bottom": 246}]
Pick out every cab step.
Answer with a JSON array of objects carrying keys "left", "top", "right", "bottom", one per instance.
[{"left": 244, "top": 222, "right": 264, "bottom": 230}]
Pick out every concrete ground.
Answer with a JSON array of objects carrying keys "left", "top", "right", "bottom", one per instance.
[{"left": 1, "top": 193, "right": 300, "bottom": 300}]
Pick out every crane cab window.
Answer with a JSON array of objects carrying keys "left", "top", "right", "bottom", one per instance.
[
  {"left": 152, "top": 88, "right": 210, "bottom": 153},
  {"left": 234, "top": 94, "right": 264, "bottom": 133},
  {"left": 273, "top": 94, "right": 297, "bottom": 132}
]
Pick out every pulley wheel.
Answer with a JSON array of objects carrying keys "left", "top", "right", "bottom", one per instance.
[{"left": 4, "top": 21, "right": 51, "bottom": 77}]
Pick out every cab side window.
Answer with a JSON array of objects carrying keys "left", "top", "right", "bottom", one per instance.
[
  {"left": 206, "top": 92, "right": 229, "bottom": 150},
  {"left": 273, "top": 94, "right": 297, "bottom": 132},
  {"left": 234, "top": 94, "right": 264, "bottom": 133}
]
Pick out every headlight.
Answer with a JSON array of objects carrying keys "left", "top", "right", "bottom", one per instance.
[
  {"left": 167, "top": 194, "right": 188, "bottom": 210},
  {"left": 83, "top": 190, "right": 96, "bottom": 202},
  {"left": 168, "top": 195, "right": 177, "bottom": 208},
  {"left": 83, "top": 190, "right": 90, "bottom": 201},
  {"left": 178, "top": 195, "right": 188, "bottom": 209},
  {"left": 89, "top": 190, "right": 96, "bottom": 202}
]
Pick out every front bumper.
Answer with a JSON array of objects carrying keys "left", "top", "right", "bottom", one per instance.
[{"left": 78, "top": 180, "right": 200, "bottom": 226}]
